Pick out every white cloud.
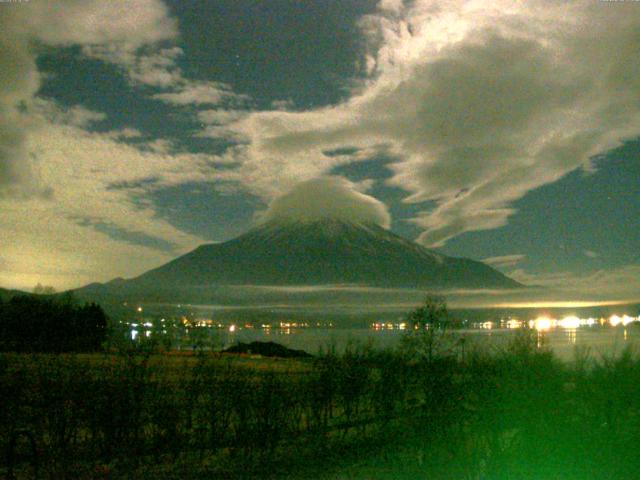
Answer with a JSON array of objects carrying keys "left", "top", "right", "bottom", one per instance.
[
  {"left": 219, "top": 106, "right": 364, "bottom": 199},
  {"left": 83, "top": 44, "right": 248, "bottom": 107},
  {"left": 270, "top": 99, "right": 295, "bottom": 111},
  {"left": 82, "top": 45, "right": 184, "bottom": 87},
  {"left": 0, "top": 0, "right": 177, "bottom": 198},
  {"left": 0, "top": 97, "right": 235, "bottom": 290},
  {"left": 152, "top": 81, "right": 245, "bottom": 106},
  {"left": 508, "top": 265, "right": 640, "bottom": 303},
  {"left": 482, "top": 254, "right": 526, "bottom": 269},
  {"left": 0, "top": 210, "right": 175, "bottom": 291},
  {"left": 0, "top": 0, "right": 239, "bottom": 290},
  {"left": 0, "top": 0, "right": 239, "bottom": 205},
  {"left": 261, "top": 176, "right": 391, "bottom": 228},
  {"left": 0, "top": 116, "right": 230, "bottom": 288},
  {"left": 10, "top": 0, "right": 177, "bottom": 47},
  {"left": 30, "top": 99, "right": 106, "bottom": 128},
  {"left": 378, "top": 0, "right": 404, "bottom": 15},
  {"left": 107, "top": 128, "right": 144, "bottom": 140},
  {"left": 2, "top": 0, "right": 639, "bottom": 296},
  {"left": 216, "top": 0, "right": 640, "bottom": 249},
  {"left": 197, "top": 109, "right": 247, "bottom": 126},
  {"left": 0, "top": 37, "right": 46, "bottom": 197},
  {"left": 144, "top": 138, "right": 175, "bottom": 154},
  {"left": 3, "top": 0, "right": 177, "bottom": 47}
]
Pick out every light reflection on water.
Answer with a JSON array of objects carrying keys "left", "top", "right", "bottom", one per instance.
[
  {"left": 130, "top": 303, "right": 640, "bottom": 359},
  {"left": 224, "top": 325, "right": 640, "bottom": 361}
]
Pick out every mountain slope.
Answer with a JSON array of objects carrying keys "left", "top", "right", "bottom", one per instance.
[{"left": 122, "top": 219, "right": 521, "bottom": 290}]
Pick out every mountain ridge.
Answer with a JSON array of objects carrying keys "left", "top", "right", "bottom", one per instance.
[{"left": 80, "top": 218, "right": 522, "bottom": 297}]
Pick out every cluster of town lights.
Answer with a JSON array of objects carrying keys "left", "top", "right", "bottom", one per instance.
[
  {"left": 372, "top": 322, "right": 408, "bottom": 331},
  {"left": 515, "top": 314, "right": 638, "bottom": 331},
  {"left": 125, "top": 315, "right": 336, "bottom": 340},
  {"left": 126, "top": 306, "right": 639, "bottom": 340},
  {"left": 372, "top": 314, "right": 639, "bottom": 332}
]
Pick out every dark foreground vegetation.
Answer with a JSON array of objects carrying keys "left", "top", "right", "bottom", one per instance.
[
  {"left": 2, "top": 329, "right": 640, "bottom": 479},
  {"left": 0, "top": 294, "right": 107, "bottom": 353}
]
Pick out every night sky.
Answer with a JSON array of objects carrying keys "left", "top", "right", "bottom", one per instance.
[{"left": 1, "top": 0, "right": 639, "bottom": 303}]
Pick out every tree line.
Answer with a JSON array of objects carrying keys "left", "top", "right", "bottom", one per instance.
[{"left": 0, "top": 294, "right": 107, "bottom": 352}]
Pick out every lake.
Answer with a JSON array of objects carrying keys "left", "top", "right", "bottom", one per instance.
[
  {"left": 136, "top": 301, "right": 640, "bottom": 361},
  {"left": 221, "top": 324, "right": 640, "bottom": 362}
]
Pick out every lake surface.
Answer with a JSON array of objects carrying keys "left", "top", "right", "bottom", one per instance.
[
  {"left": 134, "top": 301, "right": 640, "bottom": 361},
  {"left": 222, "top": 325, "right": 640, "bottom": 362}
]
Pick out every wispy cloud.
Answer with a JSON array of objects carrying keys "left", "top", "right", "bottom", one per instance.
[
  {"left": 82, "top": 44, "right": 249, "bottom": 107},
  {"left": 2, "top": 0, "right": 639, "bottom": 296},
  {"left": 152, "top": 81, "right": 248, "bottom": 106},
  {"left": 70, "top": 216, "right": 178, "bottom": 254},
  {"left": 0, "top": 1, "right": 250, "bottom": 288},
  {"left": 0, "top": 0, "right": 177, "bottom": 198},
  {"left": 482, "top": 254, "right": 526, "bottom": 269},
  {"left": 508, "top": 265, "right": 640, "bottom": 302},
  {"left": 197, "top": 109, "right": 248, "bottom": 126},
  {"left": 213, "top": 0, "right": 640, "bottom": 248},
  {"left": 0, "top": 97, "right": 233, "bottom": 289},
  {"left": 81, "top": 45, "right": 184, "bottom": 87}
]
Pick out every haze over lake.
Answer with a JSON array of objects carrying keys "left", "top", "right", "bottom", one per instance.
[{"left": 123, "top": 300, "right": 640, "bottom": 360}]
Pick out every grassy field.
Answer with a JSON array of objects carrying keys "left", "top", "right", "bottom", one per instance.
[{"left": 2, "top": 331, "right": 640, "bottom": 479}]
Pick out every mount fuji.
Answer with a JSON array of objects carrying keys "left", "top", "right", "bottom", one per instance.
[{"left": 77, "top": 218, "right": 522, "bottom": 303}]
